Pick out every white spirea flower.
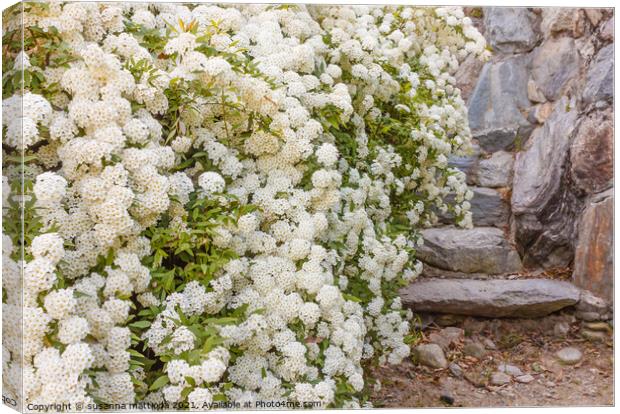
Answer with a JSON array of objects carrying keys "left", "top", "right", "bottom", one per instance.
[
  {"left": 31, "top": 233, "right": 65, "bottom": 264},
  {"left": 315, "top": 143, "right": 339, "bottom": 168},
  {"left": 198, "top": 171, "right": 225, "bottom": 194}
]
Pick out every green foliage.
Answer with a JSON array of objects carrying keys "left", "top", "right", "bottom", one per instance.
[
  {"left": 130, "top": 192, "right": 257, "bottom": 399},
  {"left": 143, "top": 192, "right": 254, "bottom": 298}
]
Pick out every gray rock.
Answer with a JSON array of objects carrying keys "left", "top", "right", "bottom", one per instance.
[
  {"left": 400, "top": 278, "right": 581, "bottom": 318},
  {"left": 417, "top": 227, "right": 521, "bottom": 275},
  {"left": 527, "top": 79, "right": 547, "bottom": 103},
  {"left": 515, "top": 374, "right": 535, "bottom": 384},
  {"left": 584, "top": 321, "right": 611, "bottom": 332},
  {"left": 581, "top": 329, "right": 607, "bottom": 342},
  {"left": 440, "top": 327, "right": 465, "bottom": 343},
  {"left": 498, "top": 364, "right": 524, "bottom": 377},
  {"left": 449, "top": 362, "right": 464, "bottom": 378},
  {"left": 463, "top": 342, "right": 487, "bottom": 359},
  {"left": 576, "top": 290, "right": 610, "bottom": 314},
  {"left": 583, "top": 44, "right": 613, "bottom": 106},
  {"left": 530, "top": 37, "right": 581, "bottom": 101},
  {"left": 413, "top": 343, "right": 448, "bottom": 369},
  {"left": 512, "top": 97, "right": 581, "bottom": 268},
  {"left": 528, "top": 102, "right": 554, "bottom": 124},
  {"left": 476, "top": 151, "right": 514, "bottom": 188},
  {"left": 575, "top": 311, "right": 601, "bottom": 322},
  {"left": 553, "top": 321, "right": 570, "bottom": 337},
  {"left": 573, "top": 193, "right": 613, "bottom": 301},
  {"left": 468, "top": 55, "right": 533, "bottom": 152},
  {"left": 439, "top": 187, "right": 509, "bottom": 228},
  {"left": 490, "top": 372, "right": 511, "bottom": 386},
  {"left": 429, "top": 327, "right": 464, "bottom": 350},
  {"left": 484, "top": 7, "right": 539, "bottom": 53},
  {"left": 512, "top": 99, "right": 578, "bottom": 214},
  {"left": 428, "top": 332, "right": 451, "bottom": 351},
  {"left": 555, "top": 347, "right": 582, "bottom": 365},
  {"left": 483, "top": 338, "right": 497, "bottom": 350},
  {"left": 540, "top": 8, "right": 584, "bottom": 38}
]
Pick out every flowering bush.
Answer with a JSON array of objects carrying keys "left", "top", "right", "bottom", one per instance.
[{"left": 2, "top": 2, "right": 486, "bottom": 409}]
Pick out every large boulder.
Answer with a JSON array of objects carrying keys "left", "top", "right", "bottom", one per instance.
[
  {"left": 530, "top": 37, "right": 581, "bottom": 101},
  {"left": 570, "top": 110, "right": 613, "bottom": 194},
  {"left": 439, "top": 187, "right": 509, "bottom": 228},
  {"left": 512, "top": 97, "right": 581, "bottom": 268},
  {"left": 573, "top": 190, "right": 613, "bottom": 302},
  {"left": 512, "top": 98, "right": 578, "bottom": 214},
  {"left": 417, "top": 227, "right": 521, "bottom": 275},
  {"left": 475, "top": 151, "right": 514, "bottom": 188},
  {"left": 582, "top": 44, "right": 613, "bottom": 106},
  {"left": 468, "top": 55, "right": 533, "bottom": 153},
  {"left": 400, "top": 278, "right": 581, "bottom": 318},
  {"left": 484, "top": 7, "right": 539, "bottom": 54}
]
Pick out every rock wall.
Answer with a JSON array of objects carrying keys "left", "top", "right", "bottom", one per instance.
[{"left": 427, "top": 8, "right": 613, "bottom": 301}]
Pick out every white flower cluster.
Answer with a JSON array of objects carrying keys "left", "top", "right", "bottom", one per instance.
[{"left": 2, "top": 2, "right": 485, "bottom": 408}]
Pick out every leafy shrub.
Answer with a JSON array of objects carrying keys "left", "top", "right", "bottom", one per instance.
[{"left": 2, "top": 2, "right": 486, "bottom": 408}]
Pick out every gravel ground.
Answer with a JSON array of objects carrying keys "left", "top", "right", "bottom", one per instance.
[{"left": 370, "top": 311, "right": 613, "bottom": 407}]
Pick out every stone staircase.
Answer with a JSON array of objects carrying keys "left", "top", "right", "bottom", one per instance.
[{"left": 400, "top": 7, "right": 614, "bottom": 322}]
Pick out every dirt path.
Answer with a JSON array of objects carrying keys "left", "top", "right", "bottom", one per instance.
[{"left": 371, "top": 311, "right": 613, "bottom": 407}]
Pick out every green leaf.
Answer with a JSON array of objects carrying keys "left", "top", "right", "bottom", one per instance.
[
  {"left": 202, "top": 336, "right": 224, "bottom": 354},
  {"left": 128, "top": 349, "right": 145, "bottom": 358},
  {"left": 343, "top": 293, "right": 362, "bottom": 303},
  {"left": 129, "top": 320, "right": 152, "bottom": 329},
  {"left": 149, "top": 375, "right": 169, "bottom": 391}
]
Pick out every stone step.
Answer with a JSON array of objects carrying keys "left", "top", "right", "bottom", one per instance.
[
  {"left": 400, "top": 278, "right": 581, "bottom": 318},
  {"left": 439, "top": 187, "right": 510, "bottom": 228},
  {"left": 417, "top": 227, "right": 521, "bottom": 275}
]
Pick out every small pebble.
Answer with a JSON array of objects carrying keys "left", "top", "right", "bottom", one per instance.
[
  {"left": 449, "top": 362, "right": 464, "bottom": 378},
  {"left": 439, "top": 393, "right": 454, "bottom": 406},
  {"left": 483, "top": 338, "right": 497, "bottom": 350},
  {"left": 553, "top": 321, "right": 570, "bottom": 337},
  {"left": 414, "top": 343, "right": 448, "bottom": 369},
  {"left": 515, "top": 374, "right": 535, "bottom": 384},
  {"left": 498, "top": 364, "right": 523, "bottom": 377},
  {"left": 463, "top": 341, "right": 486, "bottom": 359},
  {"left": 584, "top": 321, "right": 610, "bottom": 332},
  {"left": 581, "top": 329, "right": 607, "bottom": 342},
  {"left": 556, "top": 347, "right": 582, "bottom": 365},
  {"left": 490, "top": 372, "right": 511, "bottom": 386}
]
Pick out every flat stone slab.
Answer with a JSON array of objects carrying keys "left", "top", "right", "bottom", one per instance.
[
  {"left": 400, "top": 278, "right": 580, "bottom": 318},
  {"left": 417, "top": 227, "right": 522, "bottom": 275}
]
